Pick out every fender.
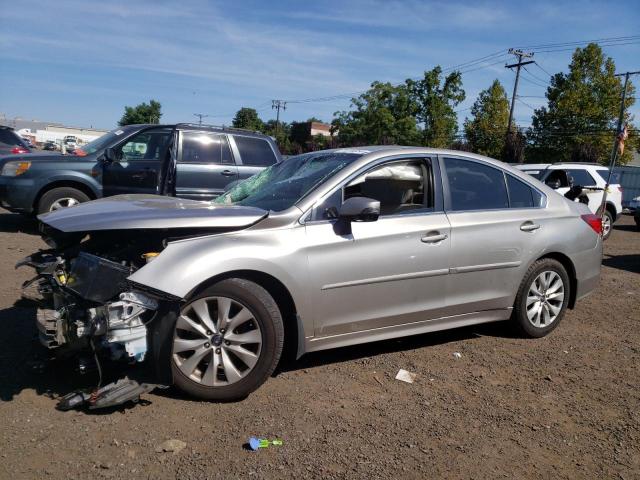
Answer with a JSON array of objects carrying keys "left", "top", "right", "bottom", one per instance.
[{"left": 127, "top": 225, "right": 313, "bottom": 336}]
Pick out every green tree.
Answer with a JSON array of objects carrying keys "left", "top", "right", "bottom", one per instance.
[
  {"left": 232, "top": 107, "right": 264, "bottom": 131},
  {"left": 332, "top": 81, "right": 421, "bottom": 146},
  {"left": 118, "top": 100, "right": 162, "bottom": 126},
  {"left": 527, "top": 43, "right": 636, "bottom": 165},
  {"left": 463, "top": 79, "right": 510, "bottom": 158},
  {"left": 406, "top": 67, "right": 465, "bottom": 147}
]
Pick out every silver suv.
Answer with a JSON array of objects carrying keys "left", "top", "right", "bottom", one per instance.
[{"left": 24, "top": 147, "right": 603, "bottom": 403}]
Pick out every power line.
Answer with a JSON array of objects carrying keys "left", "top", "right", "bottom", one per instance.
[
  {"left": 514, "top": 34, "right": 640, "bottom": 51},
  {"left": 522, "top": 66, "right": 551, "bottom": 85}
]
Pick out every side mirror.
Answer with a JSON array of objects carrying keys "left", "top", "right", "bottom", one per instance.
[
  {"left": 102, "top": 147, "right": 117, "bottom": 163},
  {"left": 339, "top": 196, "right": 380, "bottom": 222}
]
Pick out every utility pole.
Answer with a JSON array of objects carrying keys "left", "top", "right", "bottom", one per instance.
[
  {"left": 599, "top": 70, "right": 640, "bottom": 220},
  {"left": 193, "top": 113, "right": 209, "bottom": 126},
  {"left": 505, "top": 48, "right": 535, "bottom": 134},
  {"left": 272, "top": 100, "right": 287, "bottom": 136}
]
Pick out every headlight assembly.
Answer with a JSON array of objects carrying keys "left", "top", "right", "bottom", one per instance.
[{"left": 1, "top": 161, "right": 31, "bottom": 176}]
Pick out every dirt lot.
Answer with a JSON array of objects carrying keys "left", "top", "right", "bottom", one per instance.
[{"left": 0, "top": 209, "right": 638, "bottom": 480}]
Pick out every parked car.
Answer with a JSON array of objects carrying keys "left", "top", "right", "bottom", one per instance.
[
  {"left": 43, "top": 140, "right": 59, "bottom": 151},
  {"left": 22, "top": 147, "right": 603, "bottom": 404},
  {"left": 0, "top": 125, "right": 31, "bottom": 156},
  {"left": 63, "top": 135, "right": 78, "bottom": 150},
  {"left": 0, "top": 123, "right": 281, "bottom": 214},
  {"left": 515, "top": 163, "right": 623, "bottom": 239}
]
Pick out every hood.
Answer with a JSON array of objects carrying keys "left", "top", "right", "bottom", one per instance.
[
  {"left": 0, "top": 152, "right": 82, "bottom": 165},
  {"left": 38, "top": 194, "right": 268, "bottom": 232}
]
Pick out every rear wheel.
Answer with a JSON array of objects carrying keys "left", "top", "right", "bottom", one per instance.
[
  {"left": 513, "top": 258, "right": 570, "bottom": 338},
  {"left": 165, "top": 279, "right": 284, "bottom": 401},
  {"left": 601, "top": 210, "right": 613, "bottom": 240},
  {"left": 37, "top": 187, "right": 90, "bottom": 214}
]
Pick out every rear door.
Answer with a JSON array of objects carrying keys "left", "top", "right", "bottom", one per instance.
[
  {"left": 565, "top": 168, "right": 602, "bottom": 213},
  {"left": 174, "top": 130, "right": 238, "bottom": 200},
  {"left": 102, "top": 127, "right": 173, "bottom": 197},
  {"left": 441, "top": 156, "right": 547, "bottom": 315},
  {"left": 230, "top": 135, "right": 279, "bottom": 183}
]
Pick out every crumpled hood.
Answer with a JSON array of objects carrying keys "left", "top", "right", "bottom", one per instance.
[{"left": 38, "top": 194, "right": 267, "bottom": 232}]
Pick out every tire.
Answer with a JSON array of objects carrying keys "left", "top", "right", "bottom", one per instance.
[
  {"left": 155, "top": 279, "right": 284, "bottom": 401},
  {"left": 513, "top": 258, "right": 570, "bottom": 338},
  {"left": 601, "top": 209, "right": 614, "bottom": 240},
  {"left": 37, "top": 187, "right": 90, "bottom": 214}
]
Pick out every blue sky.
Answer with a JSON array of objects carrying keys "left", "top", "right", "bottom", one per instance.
[{"left": 0, "top": 0, "right": 638, "bottom": 131}]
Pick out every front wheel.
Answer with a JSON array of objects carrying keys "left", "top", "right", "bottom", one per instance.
[
  {"left": 513, "top": 258, "right": 570, "bottom": 338},
  {"left": 37, "top": 187, "right": 90, "bottom": 214},
  {"left": 157, "top": 279, "right": 284, "bottom": 401}
]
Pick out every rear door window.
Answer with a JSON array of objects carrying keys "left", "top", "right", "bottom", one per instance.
[
  {"left": 180, "top": 132, "right": 233, "bottom": 164},
  {"left": 0, "top": 129, "right": 24, "bottom": 146},
  {"left": 566, "top": 169, "right": 596, "bottom": 186},
  {"left": 444, "top": 158, "right": 509, "bottom": 211},
  {"left": 506, "top": 174, "right": 544, "bottom": 208},
  {"left": 234, "top": 136, "right": 277, "bottom": 166}
]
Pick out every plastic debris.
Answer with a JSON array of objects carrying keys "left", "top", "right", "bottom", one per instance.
[
  {"left": 395, "top": 369, "right": 416, "bottom": 384},
  {"left": 155, "top": 439, "right": 187, "bottom": 454},
  {"left": 452, "top": 352, "right": 462, "bottom": 359},
  {"left": 248, "top": 437, "right": 283, "bottom": 451}
]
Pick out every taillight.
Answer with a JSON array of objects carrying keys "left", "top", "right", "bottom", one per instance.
[
  {"left": 581, "top": 214, "right": 602, "bottom": 235},
  {"left": 10, "top": 146, "right": 30, "bottom": 154},
  {"left": 74, "top": 148, "right": 87, "bottom": 157}
]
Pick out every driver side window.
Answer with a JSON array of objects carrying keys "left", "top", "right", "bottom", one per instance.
[
  {"left": 117, "top": 129, "right": 172, "bottom": 162},
  {"left": 311, "top": 158, "right": 433, "bottom": 221}
]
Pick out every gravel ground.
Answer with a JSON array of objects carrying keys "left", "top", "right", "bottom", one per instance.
[{"left": 0, "top": 209, "right": 638, "bottom": 480}]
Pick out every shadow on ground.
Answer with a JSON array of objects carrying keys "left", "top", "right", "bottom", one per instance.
[
  {"left": 0, "top": 212, "right": 39, "bottom": 234},
  {"left": 0, "top": 294, "right": 517, "bottom": 409},
  {"left": 603, "top": 253, "right": 640, "bottom": 274}
]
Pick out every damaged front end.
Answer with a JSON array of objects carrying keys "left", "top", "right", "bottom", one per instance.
[
  {"left": 18, "top": 228, "right": 176, "bottom": 409},
  {"left": 19, "top": 195, "right": 268, "bottom": 409}
]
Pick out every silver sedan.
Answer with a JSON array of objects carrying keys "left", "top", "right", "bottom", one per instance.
[{"left": 34, "top": 147, "right": 603, "bottom": 401}]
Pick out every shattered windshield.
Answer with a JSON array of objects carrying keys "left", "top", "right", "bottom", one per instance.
[{"left": 215, "top": 151, "right": 363, "bottom": 211}]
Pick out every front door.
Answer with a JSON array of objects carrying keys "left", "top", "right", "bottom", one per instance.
[
  {"left": 304, "top": 157, "right": 451, "bottom": 337},
  {"left": 175, "top": 131, "right": 238, "bottom": 200},
  {"left": 102, "top": 127, "right": 173, "bottom": 197}
]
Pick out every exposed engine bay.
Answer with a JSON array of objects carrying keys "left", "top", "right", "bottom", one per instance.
[
  {"left": 17, "top": 194, "right": 269, "bottom": 409},
  {"left": 18, "top": 227, "right": 203, "bottom": 409}
]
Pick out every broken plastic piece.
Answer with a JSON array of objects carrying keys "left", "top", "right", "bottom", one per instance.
[
  {"left": 248, "top": 437, "right": 284, "bottom": 451},
  {"left": 55, "top": 377, "right": 162, "bottom": 411}
]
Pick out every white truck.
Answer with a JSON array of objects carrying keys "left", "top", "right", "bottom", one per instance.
[{"left": 515, "top": 162, "right": 623, "bottom": 240}]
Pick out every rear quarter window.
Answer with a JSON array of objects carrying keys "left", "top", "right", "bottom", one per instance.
[
  {"left": 234, "top": 136, "right": 277, "bottom": 167},
  {"left": 595, "top": 169, "right": 620, "bottom": 184}
]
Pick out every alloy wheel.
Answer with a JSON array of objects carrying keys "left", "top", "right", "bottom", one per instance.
[
  {"left": 526, "top": 270, "right": 565, "bottom": 328},
  {"left": 49, "top": 197, "right": 79, "bottom": 211},
  {"left": 172, "top": 296, "right": 262, "bottom": 387},
  {"left": 602, "top": 214, "right": 612, "bottom": 238}
]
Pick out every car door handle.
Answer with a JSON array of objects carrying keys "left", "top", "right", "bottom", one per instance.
[
  {"left": 520, "top": 221, "right": 541, "bottom": 232},
  {"left": 421, "top": 231, "right": 448, "bottom": 243},
  {"left": 221, "top": 170, "right": 235, "bottom": 176}
]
